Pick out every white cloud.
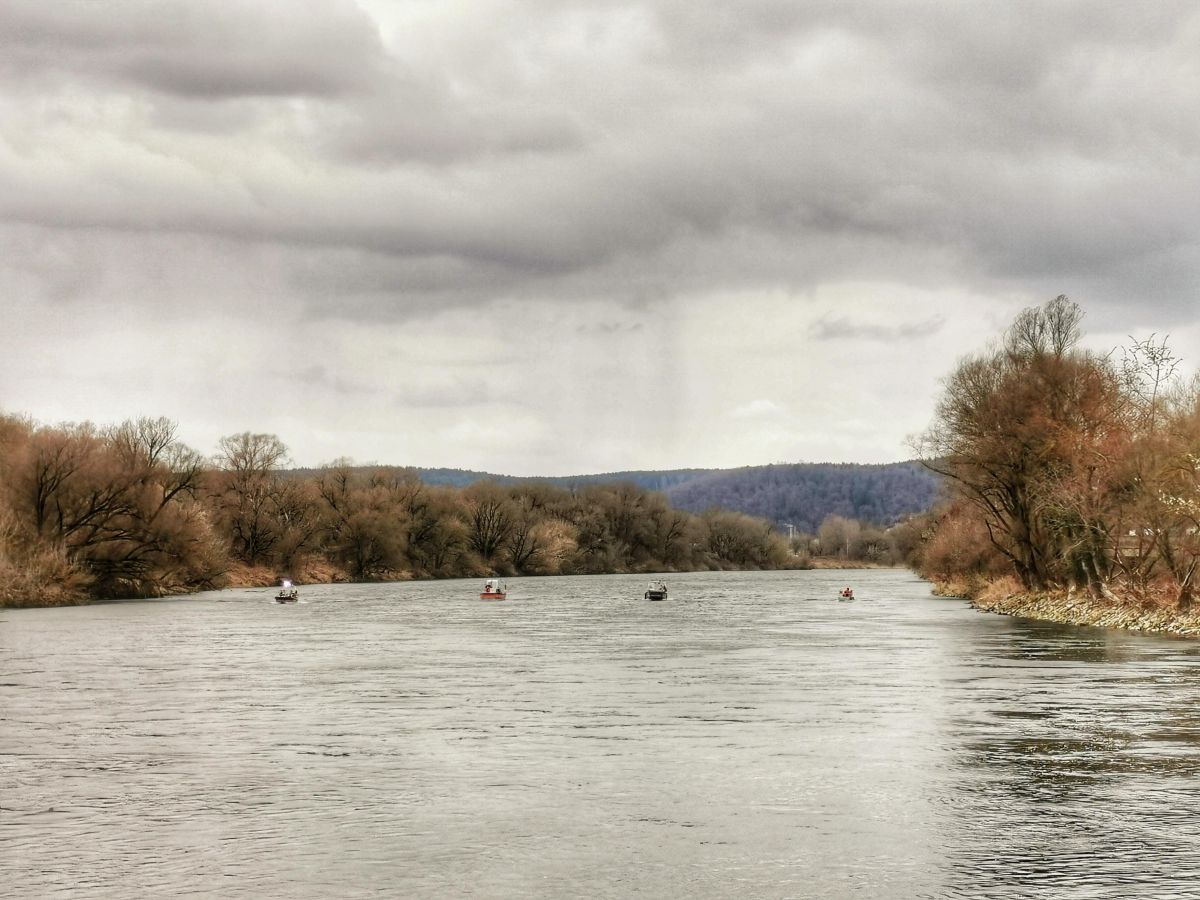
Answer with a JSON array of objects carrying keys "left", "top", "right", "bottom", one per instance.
[{"left": 730, "top": 399, "right": 785, "bottom": 420}]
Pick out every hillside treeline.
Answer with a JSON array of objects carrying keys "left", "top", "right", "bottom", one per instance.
[
  {"left": 665, "top": 462, "right": 940, "bottom": 534},
  {"left": 0, "top": 419, "right": 794, "bottom": 607},
  {"left": 911, "top": 296, "right": 1200, "bottom": 610}
]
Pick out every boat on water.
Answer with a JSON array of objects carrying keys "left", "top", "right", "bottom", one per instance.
[
  {"left": 644, "top": 580, "right": 668, "bottom": 601},
  {"left": 275, "top": 579, "right": 299, "bottom": 604},
  {"left": 480, "top": 578, "right": 507, "bottom": 600},
  {"left": 838, "top": 587, "right": 855, "bottom": 601}
]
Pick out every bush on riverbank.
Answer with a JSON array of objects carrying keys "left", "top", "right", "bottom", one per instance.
[{"left": 0, "top": 510, "right": 92, "bottom": 607}]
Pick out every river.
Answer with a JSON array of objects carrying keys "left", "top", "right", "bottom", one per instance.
[{"left": 3, "top": 569, "right": 1200, "bottom": 898}]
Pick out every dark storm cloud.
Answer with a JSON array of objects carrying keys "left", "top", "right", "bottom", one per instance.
[{"left": 2, "top": 0, "right": 1198, "bottom": 324}]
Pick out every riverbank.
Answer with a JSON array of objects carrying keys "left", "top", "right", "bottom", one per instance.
[
  {"left": 934, "top": 576, "right": 1200, "bottom": 638},
  {"left": 808, "top": 557, "right": 895, "bottom": 570}
]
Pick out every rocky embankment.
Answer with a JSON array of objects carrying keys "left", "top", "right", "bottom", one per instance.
[{"left": 953, "top": 582, "right": 1200, "bottom": 638}]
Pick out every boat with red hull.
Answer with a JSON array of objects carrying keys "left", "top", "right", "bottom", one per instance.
[{"left": 480, "top": 578, "right": 507, "bottom": 600}]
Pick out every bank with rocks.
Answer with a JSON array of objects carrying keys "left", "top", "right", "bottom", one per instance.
[{"left": 932, "top": 577, "right": 1200, "bottom": 638}]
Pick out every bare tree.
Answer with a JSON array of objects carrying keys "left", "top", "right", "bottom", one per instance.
[
  {"left": 462, "top": 483, "right": 513, "bottom": 564},
  {"left": 210, "top": 432, "right": 291, "bottom": 565}
]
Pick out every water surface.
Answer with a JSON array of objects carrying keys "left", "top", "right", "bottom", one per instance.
[{"left": 4, "top": 570, "right": 1200, "bottom": 898}]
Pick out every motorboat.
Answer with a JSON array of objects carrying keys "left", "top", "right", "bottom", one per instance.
[
  {"left": 644, "top": 580, "right": 668, "bottom": 601},
  {"left": 480, "top": 578, "right": 507, "bottom": 600},
  {"left": 838, "top": 587, "right": 855, "bottom": 601},
  {"left": 275, "top": 579, "right": 299, "bottom": 603}
]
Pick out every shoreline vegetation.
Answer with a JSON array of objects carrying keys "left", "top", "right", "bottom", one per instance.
[
  {"left": 0, "top": 413, "right": 920, "bottom": 609},
  {"left": 910, "top": 296, "right": 1200, "bottom": 640}
]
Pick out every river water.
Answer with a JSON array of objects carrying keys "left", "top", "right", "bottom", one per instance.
[{"left": 3, "top": 569, "right": 1200, "bottom": 899}]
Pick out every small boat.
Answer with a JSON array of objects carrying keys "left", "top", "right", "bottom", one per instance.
[
  {"left": 644, "top": 580, "right": 668, "bottom": 601},
  {"left": 838, "top": 587, "right": 855, "bottom": 601},
  {"left": 275, "top": 579, "right": 299, "bottom": 603},
  {"left": 480, "top": 578, "right": 507, "bottom": 600}
]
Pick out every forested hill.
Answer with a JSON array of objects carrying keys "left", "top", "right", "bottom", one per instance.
[
  {"left": 415, "top": 468, "right": 711, "bottom": 492},
  {"left": 290, "top": 461, "right": 940, "bottom": 532},
  {"left": 298, "top": 461, "right": 940, "bottom": 533},
  {"left": 661, "top": 462, "right": 942, "bottom": 533},
  {"left": 288, "top": 466, "right": 710, "bottom": 492}
]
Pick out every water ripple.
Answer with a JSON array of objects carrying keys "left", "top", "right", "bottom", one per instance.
[{"left": 3, "top": 570, "right": 1200, "bottom": 898}]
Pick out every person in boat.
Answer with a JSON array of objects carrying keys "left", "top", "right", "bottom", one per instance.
[{"left": 840, "top": 586, "right": 854, "bottom": 599}]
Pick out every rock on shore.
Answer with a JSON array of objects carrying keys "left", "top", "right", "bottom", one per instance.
[{"left": 967, "top": 587, "right": 1200, "bottom": 638}]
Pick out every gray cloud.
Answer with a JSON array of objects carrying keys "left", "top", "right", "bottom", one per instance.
[
  {"left": 392, "top": 380, "right": 491, "bottom": 409},
  {"left": 4, "top": 0, "right": 1197, "bottom": 315},
  {"left": 3, "top": 0, "right": 1199, "bottom": 470},
  {"left": 577, "top": 321, "right": 645, "bottom": 335},
  {"left": 812, "top": 315, "right": 948, "bottom": 343},
  {"left": 294, "top": 365, "right": 374, "bottom": 397},
  {"left": 0, "top": 0, "right": 384, "bottom": 97}
]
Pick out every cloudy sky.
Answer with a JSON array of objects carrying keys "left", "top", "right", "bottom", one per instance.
[{"left": 3, "top": 1, "right": 1199, "bottom": 475}]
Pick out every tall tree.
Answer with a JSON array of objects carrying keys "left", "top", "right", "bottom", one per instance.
[{"left": 917, "top": 296, "right": 1126, "bottom": 593}]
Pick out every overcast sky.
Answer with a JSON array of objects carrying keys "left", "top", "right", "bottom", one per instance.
[{"left": 3, "top": 1, "right": 1199, "bottom": 475}]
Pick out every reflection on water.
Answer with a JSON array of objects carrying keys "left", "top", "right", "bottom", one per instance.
[{"left": 3, "top": 570, "right": 1200, "bottom": 898}]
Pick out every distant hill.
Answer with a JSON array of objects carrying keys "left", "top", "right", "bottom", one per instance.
[
  {"left": 289, "top": 461, "right": 940, "bottom": 533},
  {"left": 661, "top": 461, "right": 941, "bottom": 534},
  {"left": 286, "top": 465, "right": 711, "bottom": 492},
  {"left": 423, "top": 468, "right": 711, "bottom": 493}
]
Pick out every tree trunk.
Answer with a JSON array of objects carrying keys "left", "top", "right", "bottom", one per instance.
[{"left": 1178, "top": 560, "right": 1197, "bottom": 612}]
